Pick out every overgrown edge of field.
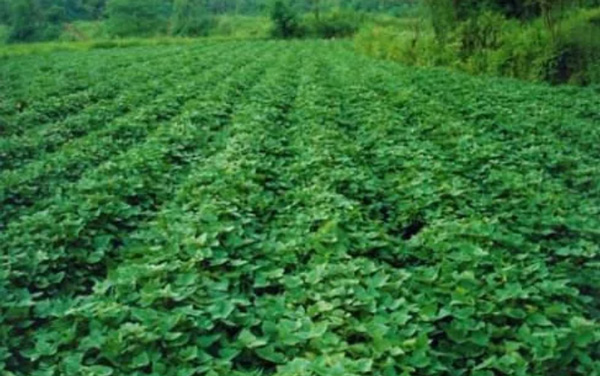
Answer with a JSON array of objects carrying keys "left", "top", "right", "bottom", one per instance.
[{"left": 0, "top": 36, "right": 268, "bottom": 59}]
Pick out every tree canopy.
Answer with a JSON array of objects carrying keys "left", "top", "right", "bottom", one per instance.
[{"left": 1, "top": 0, "right": 598, "bottom": 42}]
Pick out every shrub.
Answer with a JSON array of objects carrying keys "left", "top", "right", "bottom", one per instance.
[
  {"left": 7, "top": 0, "right": 40, "bottom": 42},
  {"left": 545, "top": 8, "right": 600, "bottom": 84},
  {"left": 303, "top": 9, "right": 364, "bottom": 38},
  {"left": 483, "top": 19, "right": 550, "bottom": 80},
  {"left": 456, "top": 11, "right": 505, "bottom": 56},
  {"left": 170, "top": 0, "right": 215, "bottom": 37},
  {"left": 106, "top": 0, "right": 167, "bottom": 38},
  {"left": 210, "top": 15, "right": 272, "bottom": 39},
  {"left": 354, "top": 23, "right": 458, "bottom": 68},
  {"left": 0, "top": 24, "right": 8, "bottom": 44},
  {"left": 270, "top": 0, "right": 304, "bottom": 39},
  {"left": 59, "top": 21, "right": 110, "bottom": 41},
  {"left": 354, "top": 6, "right": 600, "bottom": 86}
]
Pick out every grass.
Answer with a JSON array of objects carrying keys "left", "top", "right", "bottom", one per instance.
[{"left": 0, "top": 35, "right": 259, "bottom": 59}]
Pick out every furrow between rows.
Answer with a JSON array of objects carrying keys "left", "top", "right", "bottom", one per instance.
[
  {"left": 0, "top": 43, "right": 270, "bottom": 228},
  {"left": 0, "top": 43, "right": 238, "bottom": 170},
  {"left": 0, "top": 43, "right": 218, "bottom": 134}
]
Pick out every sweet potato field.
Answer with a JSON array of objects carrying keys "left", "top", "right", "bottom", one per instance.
[{"left": 1, "top": 40, "right": 599, "bottom": 376}]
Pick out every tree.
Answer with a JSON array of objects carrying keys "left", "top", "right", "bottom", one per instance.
[
  {"left": 82, "top": 0, "right": 108, "bottom": 19},
  {"left": 0, "top": 0, "right": 10, "bottom": 24},
  {"left": 270, "top": 0, "right": 303, "bottom": 38},
  {"left": 106, "top": 0, "right": 167, "bottom": 37},
  {"left": 310, "top": 0, "right": 321, "bottom": 20},
  {"left": 8, "top": 0, "right": 42, "bottom": 42},
  {"left": 494, "top": 0, "right": 541, "bottom": 19},
  {"left": 171, "top": 0, "right": 213, "bottom": 36}
]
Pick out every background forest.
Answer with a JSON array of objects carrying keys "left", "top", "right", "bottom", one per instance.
[
  {"left": 0, "top": 0, "right": 417, "bottom": 42},
  {"left": 0, "top": 0, "right": 599, "bottom": 85}
]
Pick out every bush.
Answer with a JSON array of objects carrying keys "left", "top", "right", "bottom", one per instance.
[
  {"left": 354, "top": 7, "right": 600, "bottom": 86},
  {"left": 106, "top": 0, "right": 167, "bottom": 38},
  {"left": 354, "top": 23, "right": 458, "bottom": 67},
  {"left": 170, "top": 0, "right": 215, "bottom": 37},
  {"left": 456, "top": 11, "right": 505, "bottom": 56},
  {"left": 0, "top": 24, "right": 8, "bottom": 44},
  {"left": 210, "top": 15, "right": 272, "bottom": 39},
  {"left": 59, "top": 21, "right": 110, "bottom": 41},
  {"left": 7, "top": 0, "right": 40, "bottom": 42},
  {"left": 490, "top": 8, "right": 600, "bottom": 84},
  {"left": 270, "top": 0, "right": 304, "bottom": 39},
  {"left": 303, "top": 9, "right": 364, "bottom": 38},
  {"left": 545, "top": 8, "right": 600, "bottom": 84},
  {"left": 171, "top": 15, "right": 215, "bottom": 37}
]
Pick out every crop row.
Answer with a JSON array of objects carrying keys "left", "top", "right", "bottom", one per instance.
[
  {"left": 0, "top": 43, "right": 218, "bottom": 121},
  {"left": 0, "top": 43, "right": 224, "bottom": 137},
  {"left": 1, "top": 41, "right": 598, "bottom": 376},
  {"left": 25, "top": 42, "right": 306, "bottom": 376},
  {"left": 0, "top": 42, "right": 239, "bottom": 170},
  {"left": 0, "top": 43, "right": 274, "bottom": 229},
  {"left": 1, "top": 42, "right": 298, "bottom": 375}
]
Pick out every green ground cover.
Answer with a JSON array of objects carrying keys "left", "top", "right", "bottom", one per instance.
[{"left": 0, "top": 40, "right": 599, "bottom": 376}]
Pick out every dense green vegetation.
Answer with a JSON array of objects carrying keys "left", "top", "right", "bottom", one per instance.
[
  {"left": 1, "top": 40, "right": 599, "bottom": 375},
  {"left": 355, "top": 0, "right": 600, "bottom": 85},
  {"left": 2, "top": 0, "right": 599, "bottom": 86},
  {"left": 0, "top": 0, "right": 412, "bottom": 42}
]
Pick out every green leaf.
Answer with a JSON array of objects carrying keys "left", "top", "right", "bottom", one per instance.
[
  {"left": 88, "top": 365, "right": 114, "bottom": 376},
  {"left": 238, "top": 329, "right": 268, "bottom": 349},
  {"left": 131, "top": 352, "right": 150, "bottom": 368},
  {"left": 256, "top": 346, "right": 286, "bottom": 364}
]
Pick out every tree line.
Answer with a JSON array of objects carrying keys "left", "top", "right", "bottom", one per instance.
[
  {"left": 0, "top": 0, "right": 418, "bottom": 42},
  {"left": 2, "top": 0, "right": 598, "bottom": 44}
]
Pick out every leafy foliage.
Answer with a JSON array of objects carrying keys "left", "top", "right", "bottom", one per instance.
[
  {"left": 105, "top": 0, "right": 168, "bottom": 37},
  {"left": 1, "top": 40, "right": 599, "bottom": 375},
  {"left": 270, "top": 0, "right": 304, "bottom": 38},
  {"left": 355, "top": 4, "right": 600, "bottom": 85},
  {"left": 170, "top": 0, "right": 215, "bottom": 37},
  {"left": 0, "top": 0, "right": 419, "bottom": 43},
  {"left": 302, "top": 8, "right": 365, "bottom": 38}
]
